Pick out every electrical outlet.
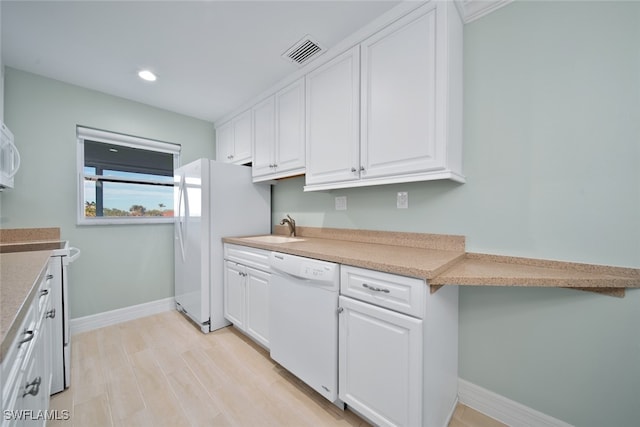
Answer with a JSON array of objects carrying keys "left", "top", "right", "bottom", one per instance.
[
  {"left": 397, "top": 192, "right": 408, "bottom": 209},
  {"left": 335, "top": 196, "right": 347, "bottom": 211}
]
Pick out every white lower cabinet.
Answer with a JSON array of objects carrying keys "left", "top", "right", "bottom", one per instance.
[
  {"left": 2, "top": 267, "right": 54, "bottom": 427},
  {"left": 223, "top": 261, "right": 246, "bottom": 329},
  {"left": 338, "top": 266, "right": 458, "bottom": 427},
  {"left": 223, "top": 244, "right": 271, "bottom": 348},
  {"left": 339, "top": 296, "right": 422, "bottom": 427},
  {"left": 244, "top": 268, "right": 270, "bottom": 348}
]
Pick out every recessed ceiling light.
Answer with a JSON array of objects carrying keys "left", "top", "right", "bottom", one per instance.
[{"left": 138, "top": 70, "right": 157, "bottom": 82}]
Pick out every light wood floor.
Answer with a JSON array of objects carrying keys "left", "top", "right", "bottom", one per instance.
[{"left": 49, "top": 310, "right": 506, "bottom": 427}]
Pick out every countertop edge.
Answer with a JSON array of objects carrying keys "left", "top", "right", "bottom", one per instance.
[{"left": 430, "top": 252, "right": 640, "bottom": 289}]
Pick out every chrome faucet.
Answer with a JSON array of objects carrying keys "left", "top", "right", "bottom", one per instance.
[{"left": 280, "top": 214, "right": 296, "bottom": 237}]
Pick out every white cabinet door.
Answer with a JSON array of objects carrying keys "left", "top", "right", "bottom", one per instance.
[
  {"left": 232, "top": 110, "right": 252, "bottom": 164},
  {"left": 19, "top": 342, "right": 43, "bottom": 427},
  {"left": 339, "top": 295, "right": 423, "bottom": 427},
  {"left": 305, "top": 46, "right": 360, "bottom": 186},
  {"left": 361, "top": 5, "right": 440, "bottom": 180},
  {"left": 275, "top": 78, "right": 305, "bottom": 175},
  {"left": 223, "top": 261, "right": 245, "bottom": 329},
  {"left": 223, "top": 255, "right": 271, "bottom": 349},
  {"left": 253, "top": 79, "right": 306, "bottom": 182},
  {"left": 217, "top": 111, "right": 252, "bottom": 165},
  {"left": 216, "top": 121, "right": 234, "bottom": 163},
  {"left": 252, "top": 96, "right": 276, "bottom": 179},
  {"left": 245, "top": 267, "right": 270, "bottom": 348}
]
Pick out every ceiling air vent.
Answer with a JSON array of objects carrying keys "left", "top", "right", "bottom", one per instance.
[{"left": 282, "top": 35, "right": 324, "bottom": 66}]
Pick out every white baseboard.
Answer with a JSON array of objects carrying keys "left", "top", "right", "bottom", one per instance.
[
  {"left": 70, "top": 297, "right": 175, "bottom": 335},
  {"left": 458, "top": 379, "right": 574, "bottom": 427}
]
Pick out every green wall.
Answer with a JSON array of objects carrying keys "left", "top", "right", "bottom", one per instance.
[
  {"left": 273, "top": 2, "right": 639, "bottom": 426},
  {"left": 1, "top": 68, "right": 215, "bottom": 318}
]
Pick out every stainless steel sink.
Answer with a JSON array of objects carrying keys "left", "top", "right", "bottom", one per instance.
[{"left": 245, "top": 235, "right": 306, "bottom": 244}]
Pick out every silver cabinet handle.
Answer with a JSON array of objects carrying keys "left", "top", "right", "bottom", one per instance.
[
  {"left": 351, "top": 167, "right": 357, "bottom": 172},
  {"left": 362, "top": 283, "right": 390, "bottom": 293},
  {"left": 46, "top": 274, "right": 54, "bottom": 280},
  {"left": 337, "top": 307, "right": 344, "bottom": 314},
  {"left": 23, "top": 376, "right": 42, "bottom": 398},
  {"left": 46, "top": 309, "right": 56, "bottom": 319},
  {"left": 359, "top": 166, "right": 365, "bottom": 172},
  {"left": 18, "top": 330, "right": 34, "bottom": 347},
  {"left": 40, "top": 289, "right": 49, "bottom": 297}
]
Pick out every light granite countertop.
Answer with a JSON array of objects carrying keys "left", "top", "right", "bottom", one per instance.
[
  {"left": 0, "top": 227, "right": 61, "bottom": 362},
  {"left": 224, "top": 226, "right": 640, "bottom": 298},
  {"left": 224, "top": 226, "right": 467, "bottom": 280},
  {"left": 0, "top": 250, "right": 52, "bottom": 361},
  {"left": 429, "top": 253, "right": 640, "bottom": 297}
]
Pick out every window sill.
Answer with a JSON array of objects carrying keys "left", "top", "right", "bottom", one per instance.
[{"left": 77, "top": 217, "right": 174, "bottom": 226}]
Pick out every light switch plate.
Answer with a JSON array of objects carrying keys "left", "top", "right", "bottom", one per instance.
[
  {"left": 335, "top": 196, "right": 347, "bottom": 211},
  {"left": 397, "top": 192, "right": 408, "bottom": 209}
]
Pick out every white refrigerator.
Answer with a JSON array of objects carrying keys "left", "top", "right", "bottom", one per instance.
[{"left": 174, "top": 159, "right": 271, "bottom": 332}]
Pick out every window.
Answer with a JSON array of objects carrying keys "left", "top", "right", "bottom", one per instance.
[{"left": 77, "top": 126, "right": 180, "bottom": 225}]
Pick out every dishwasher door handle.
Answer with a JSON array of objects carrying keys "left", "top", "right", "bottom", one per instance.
[{"left": 272, "top": 269, "right": 311, "bottom": 283}]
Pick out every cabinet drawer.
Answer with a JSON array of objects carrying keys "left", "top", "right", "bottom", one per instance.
[
  {"left": 224, "top": 244, "right": 270, "bottom": 272},
  {"left": 340, "top": 266, "right": 425, "bottom": 318}
]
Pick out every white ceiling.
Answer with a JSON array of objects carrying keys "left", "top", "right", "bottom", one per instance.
[{"left": 1, "top": 0, "right": 400, "bottom": 123}]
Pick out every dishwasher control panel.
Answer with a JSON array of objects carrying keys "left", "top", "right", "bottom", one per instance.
[
  {"left": 270, "top": 252, "right": 340, "bottom": 285},
  {"left": 302, "top": 263, "right": 331, "bottom": 279}
]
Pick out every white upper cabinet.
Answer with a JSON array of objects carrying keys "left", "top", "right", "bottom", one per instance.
[
  {"left": 361, "top": 7, "right": 438, "bottom": 179},
  {"left": 275, "top": 79, "right": 305, "bottom": 177},
  {"left": 252, "top": 97, "right": 276, "bottom": 178},
  {"left": 216, "top": 1, "right": 463, "bottom": 189},
  {"left": 216, "top": 109, "right": 252, "bottom": 165},
  {"left": 216, "top": 121, "right": 234, "bottom": 163},
  {"left": 252, "top": 78, "right": 305, "bottom": 182},
  {"left": 304, "top": 1, "right": 464, "bottom": 191},
  {"left": 305, "top": 47, "right": 360, "bottom": 186},
  {"left": 233, "top": 110, "right": 252, "bottom": 163}
]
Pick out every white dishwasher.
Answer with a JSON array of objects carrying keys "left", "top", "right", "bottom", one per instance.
[{"left": 269, "top": 251, "right": 342, "bottom": 406}]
